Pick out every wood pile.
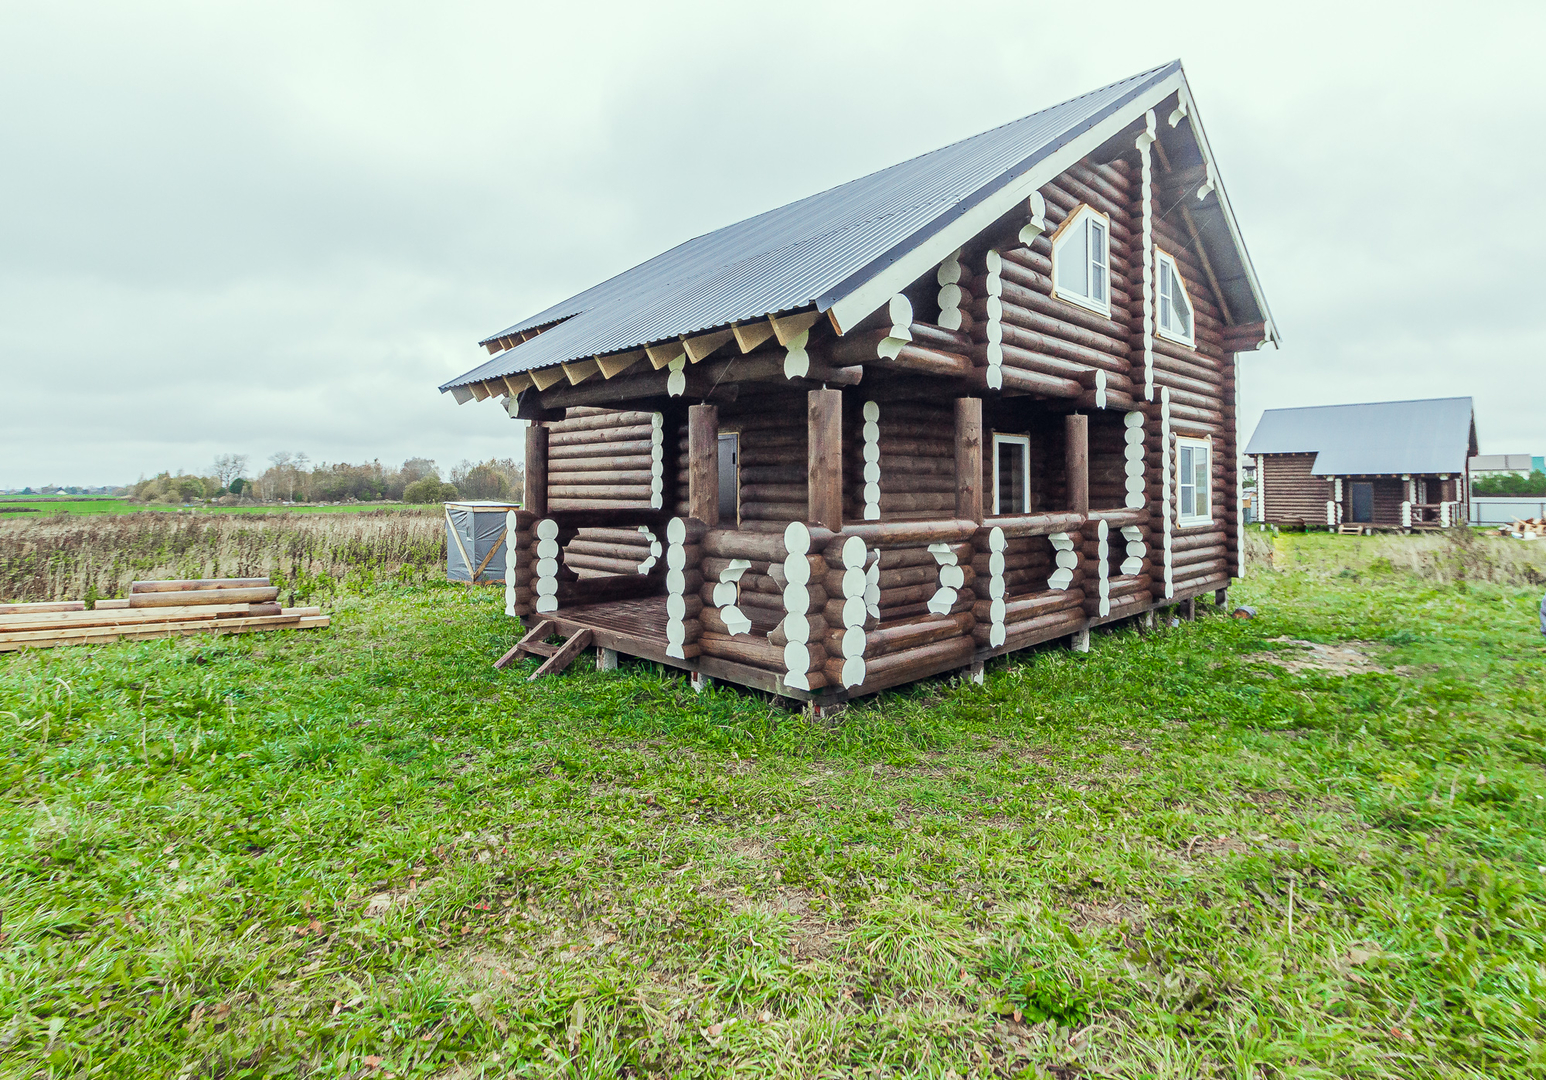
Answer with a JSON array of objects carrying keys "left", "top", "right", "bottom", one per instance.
[
  {"left": 0, "top": 578, "right": 328, "bottom": 652},
  {"left": 1505, "top": 517, "right": 1544, "bottom": 540}
]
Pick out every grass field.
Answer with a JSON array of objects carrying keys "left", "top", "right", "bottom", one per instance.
[
  {"left": 2, "top": 532, "right": 1544, "bottom": 1078},
  {"left": 0, "top": 498, "right": 417, "bottom": 517}
]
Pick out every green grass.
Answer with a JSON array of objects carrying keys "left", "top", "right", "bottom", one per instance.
[
  {"left": 3, "top": 533, "right": 1544, "bottom": 1078},
  {"left": 0, "top": 499, "right": 421, "bottom": 517}
]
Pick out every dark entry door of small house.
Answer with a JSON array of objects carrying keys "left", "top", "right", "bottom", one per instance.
[
  {"left": 1350, "top": 482, "right": 1374, "bottom": 523},
  {"left": 718, "top": 433, "right": 738, "bottom": 525}
]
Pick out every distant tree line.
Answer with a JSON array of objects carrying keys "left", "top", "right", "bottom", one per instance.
[
  {"left": 125, "top": 453, "right": 524, "bottom": 506},
  {"left": 1473, "top": 471, "right": 1546, "bottom": 497}
]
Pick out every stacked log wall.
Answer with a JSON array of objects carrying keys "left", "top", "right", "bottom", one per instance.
[
  {"left": 1260, "top": 454, "right": 1330, "bottom": 525},
  {"left": 962, "top": 159, "right": 1140, "bottom": 409},
  {"left": 844, "top": 398, "right": 958, "bottom": 522},
  {"left": 979, "top": 408, "right": 1065, "bottom": 515},
  {"left": 1122, "top": 155, "right": 1236, "bottom": 600},
  {"left": 548, "top": 407, "right": 667, "bottom": 579}
]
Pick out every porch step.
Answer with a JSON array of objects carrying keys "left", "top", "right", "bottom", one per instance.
[
  {"left": 1337, "top": 524, "right": 1365, "bottom": 536},
  {"left": 493, "top": 619, "right": 596, "bottom": 681},
  {"left": 494, "top": 619, "right": 555, "bottom": 669}
]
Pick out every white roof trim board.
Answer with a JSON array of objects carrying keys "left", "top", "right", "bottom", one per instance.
[
  {"left": 1245, "top": 398, "right": 1477, "bottom": 476},
  {"left": 443, "top": 60, "right": 1275, "bottom": 394}
]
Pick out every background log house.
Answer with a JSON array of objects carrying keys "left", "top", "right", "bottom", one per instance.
[
  {"left": 1245, "top": 398, "right": 1477, "bottom": 531},
  {"left": 443, "top": 62, "right": 1278, "bottom": 703}
]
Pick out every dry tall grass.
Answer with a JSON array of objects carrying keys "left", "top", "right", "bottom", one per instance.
[
  {"left": 0, "top": 510, "right": 445, "bottom": 603},
  {"left": 1244, "top": 524, "right": 1545, "bottom": 587}
]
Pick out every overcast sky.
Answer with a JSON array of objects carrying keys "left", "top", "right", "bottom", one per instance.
[{"left": 2, "top": 0, "right": 1541, "bottom": 488}]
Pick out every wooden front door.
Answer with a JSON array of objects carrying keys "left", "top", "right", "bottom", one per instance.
[
  {"left": 1350, "top": 482, "right": 1374, "bottom": 523},
  {"left": 717, "top": 432, "right": 738, "bottom": 525}
]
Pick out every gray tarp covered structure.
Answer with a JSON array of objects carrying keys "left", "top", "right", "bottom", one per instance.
[{"left": 444, "top": 502, "right": 521, "bottom": 583}]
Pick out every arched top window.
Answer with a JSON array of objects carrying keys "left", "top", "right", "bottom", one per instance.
[
  {"left": 1050, "top": 204, "right": 1110, "bottom": 315},
  {"left": 1155, "top": 249, "right": 1194, "bottom": 346}
]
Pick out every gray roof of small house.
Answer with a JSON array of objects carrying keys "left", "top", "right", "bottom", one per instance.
[
  {"left": 1245, "top": 398, "right": 1477, "bottom": 476},
  {"left": 441, "top": 60, "right": 1276, "bottom": 393}
]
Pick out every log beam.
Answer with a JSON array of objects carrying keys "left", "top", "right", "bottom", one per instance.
[
  {"left": 688, "top": 403, "right": 720, "bottom": 526},
  {"left": 1065, "top": 413, "right": 1089, "bottom": 515},
  {"left": 523, "top": 423, "right": 548, "bottom": 516},
  {"left": 808, "top": 388, "right": 843, "bottom": 531},
  {"left": 955, "top": 397, "right": 983, "bottom": 523}
]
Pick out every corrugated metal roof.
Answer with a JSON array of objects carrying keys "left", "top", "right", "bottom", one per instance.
[
  {"left": 441, "top": 63, "right": 1184, "bottom": 392},
  {"left": 1245, "top": 398, "right": 1477, "bottom": 476}
]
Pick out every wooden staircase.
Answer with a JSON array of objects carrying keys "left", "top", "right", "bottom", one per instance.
[
  {"left": 494, "top": 619, "right": 594, "bottom": 681},
  {"left": 1337, "top": 524, "right": 1366, "bottom": 536}
]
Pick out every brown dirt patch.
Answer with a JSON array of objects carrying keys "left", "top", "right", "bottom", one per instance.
[{"left": 1244, "top": 637, "right": 1406, "bottom": 676}]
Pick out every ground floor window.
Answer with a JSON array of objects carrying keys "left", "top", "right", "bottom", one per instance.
[
  {"left": 1177, "top": 437, "right": 1212, "bottom": 526},
  {"left": 993, "top": 434, "right": 1030, "bottom": 515}
]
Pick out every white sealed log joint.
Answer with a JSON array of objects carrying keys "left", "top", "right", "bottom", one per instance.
[
  {"left": 937, "top": 250, "right": 967, "bottom": 331},
  {"left": 986, "top": 525, "right": 1007, "bottom": 647},
  {"left": 781, "top": 521, "right": 816, "bottom": 691},
  {"left": 877, "top": 295, "right": 914, "bottom": 359},
  {"left": 1018, "top": 191, "right": 1048, "bottom": 246},
  {"left": 1124, "top": 411, "right": 1146, "bottom": 509},
  {"left": 1096, "top": 519, "right": 1111, "bottom": 616},
  {"left": 1121, "top": 525, "right": 1144, "bottom": 576},
  {"left": 650, "top": 413, "right": 665, "bottom": 508},
  {"left": 927, "top": 542, "right": 964, "bottom": 615},
  {"left": 983, "top": 249, "right": 1004, "bottom": 389},
  {"left": 666, "top": 354, "right": 687, "bottom": 397},
  {"left": 862, "top": 401, "right": 882, "bottom": 520},
  {"left": 838, "top": 534, "right": 869, "bottom": 689},
  {"left": 505, "top": 509, "right": 522, "bottom": 617},
  {"left": 534, "top": 518, "right": 561, "bottom": 613},
  {"left": 713, "top": 558, "right": 753, "bottom": 636},
  {"left": 1048, "top": 532, "right": 1077, "bottom": 590},
  {"left": 784, "top": 329, "right": 811, "bottom": 380},
  {"left": 664, "top": 516, "right": 693, "bottom": 658},
  {"left": 637, "top": 525, "right": 661, "bottom": 573}
]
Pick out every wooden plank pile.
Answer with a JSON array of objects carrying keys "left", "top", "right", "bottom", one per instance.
[
  {"left": 0, "top": 578, "right": 328, "bottom": 652},
  {"left": 1505, "top": 517, "right": 1544, "bottom": 540}
]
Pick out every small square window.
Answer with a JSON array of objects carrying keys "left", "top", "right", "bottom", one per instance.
[
  {"left": 1051, "top": 204, "right": 1111, "bottom": 316},
  {"left": 1176, "top": 437, "right": 1212, "bottom": 527},
  {"left": 992, "top": 434, "right": 1030, "bottom": 515}
]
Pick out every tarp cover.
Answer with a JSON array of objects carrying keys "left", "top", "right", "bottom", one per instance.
[{"left": 445, "top": 504, "right": 514, "bottom": 582}]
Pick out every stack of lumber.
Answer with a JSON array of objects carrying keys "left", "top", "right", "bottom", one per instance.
[
  {"left": 1507, "top": 517, "right": 1544, "bottom": 540},
  {"left": 0, "top": 578, "right": 327, "bottom": 652}
]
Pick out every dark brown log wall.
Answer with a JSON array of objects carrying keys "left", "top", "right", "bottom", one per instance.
[
  {"left": 1260, "top": 454, "right": 1331, "bottom": 525},
  {"left": 844, "top": 398, "right": 957, "bottom": 522}
]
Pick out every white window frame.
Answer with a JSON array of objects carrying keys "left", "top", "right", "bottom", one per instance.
[
  {"left": 1049, "top": 204, "right": 1111, "bottom": 317},
  {"left": 1154, "top": 249, "right": 1195, "bottom": 347},
  {"left": 991, "top": 433, "right": 1031, "bottom": 515},
  {"left": 1176, "top": 436, "right": 1213, "bottom": 528}
]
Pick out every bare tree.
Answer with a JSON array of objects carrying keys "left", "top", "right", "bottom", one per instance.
[{"left": 212, "top": 453, "right": 248, "bottom": 489}]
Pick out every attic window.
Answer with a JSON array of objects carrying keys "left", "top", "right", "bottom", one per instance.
[
  {"left": 1155, "top": 250, "right": 1194, "bottom": 345},
  {"left": 1051, "top": 204, "right": 1110, "bottom": 315}
]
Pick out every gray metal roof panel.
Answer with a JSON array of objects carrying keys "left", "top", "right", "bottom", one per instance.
[
  {"left": 443, "top": 63, "right": 1182, "bottom": 391},
  {"left": 1245, "top": 398, "right": 1476, "bottom": 476}
]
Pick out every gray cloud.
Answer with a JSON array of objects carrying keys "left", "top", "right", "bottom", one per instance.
[{"left": 2, "top": 0, "right": 1541, "bottom": 487}]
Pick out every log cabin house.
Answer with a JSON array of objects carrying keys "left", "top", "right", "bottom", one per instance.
[
  {"left": 439, "top": 61, "right": 1277, "bottom": 704},
  {"left": 1245, "top": 398, "right": 1477, "bottom": 531}
]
